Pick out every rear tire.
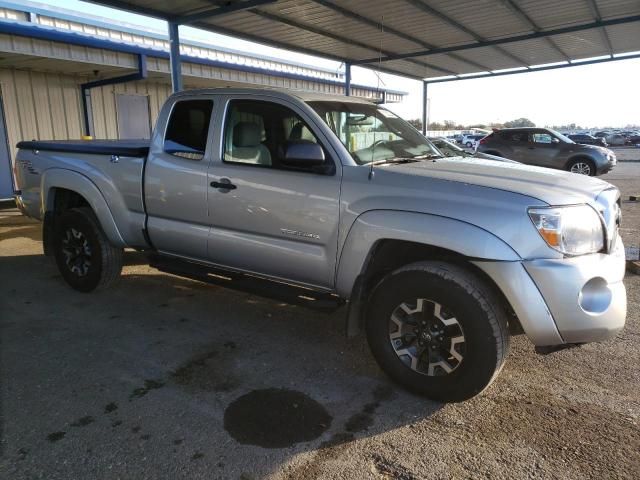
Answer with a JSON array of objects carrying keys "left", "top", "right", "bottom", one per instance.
[
  {"left": 53, "top": 207, "right": 123, "bottom": 292},
  {"left": 567, "top": 158, "right": 596, "bottom": 176},
  {"left": 365, "top": 261, "right": 510, "bottom": 402}
]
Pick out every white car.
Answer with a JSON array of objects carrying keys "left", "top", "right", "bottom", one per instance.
[{"left": 461, "top": 134, "right": 485, "bottom": 149}]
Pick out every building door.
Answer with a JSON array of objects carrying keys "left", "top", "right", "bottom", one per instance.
[
  {"left": 116, "top": 93, "right": 151, "bottom": 139},
  {"left": 0, "top": 89, "right": 13, "bottom": 199}
]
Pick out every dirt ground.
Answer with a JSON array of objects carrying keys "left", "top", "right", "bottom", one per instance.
[{"left": 1, "top": 164, "right": 639, "bottom": 480}]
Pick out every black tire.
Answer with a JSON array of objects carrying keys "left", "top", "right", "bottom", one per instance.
[
  {"left": 466, "top": 142, "right": 473, "bottom": 148},
  {"left": 53, "top": 207, "right": 123, "bottom": 292},
  {"left": 365, "top": 261, "right": 510, "bottom": 402},
  {"left": 567, "top": 158, "right": 596, "bottom": 176}
]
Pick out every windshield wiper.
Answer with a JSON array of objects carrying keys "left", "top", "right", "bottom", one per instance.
[
  {"left": 370, "top": 157, "right": 422, "bottom": 165},
  {"left": 409, "top": 153, "right": 444, "bottom": 159}
]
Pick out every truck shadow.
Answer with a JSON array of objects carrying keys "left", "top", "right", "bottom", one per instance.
[{"left": 1, "top": 252, "right": 443, "bottom": 477}]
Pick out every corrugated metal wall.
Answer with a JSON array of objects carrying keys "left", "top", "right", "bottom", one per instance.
[
  {"left": 0, "top": 68, "right": 174, "bottom": 158},
  {"left": 0, "top": 68, "right": 83, "bottom": 160}
]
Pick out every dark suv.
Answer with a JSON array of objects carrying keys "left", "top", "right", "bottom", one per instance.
[
  {"left": 567, "top": 133, "right": 608, "bottom": 147},
  {"left": 477, "top": 128, "right": 616, "bottom": 176}
]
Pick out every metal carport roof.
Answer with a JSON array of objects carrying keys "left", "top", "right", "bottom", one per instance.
[{"left": 88, "top": 0, "right": 640, "bottom": 82}]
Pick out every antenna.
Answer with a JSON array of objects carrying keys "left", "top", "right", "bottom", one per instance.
[{"left": 369, "top": 15, "right": 384, "bottom": 181}]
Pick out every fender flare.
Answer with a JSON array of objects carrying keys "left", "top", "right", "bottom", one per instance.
[
  {"left": 41, "top": 168, "right": 126, "bottom": 247},
  {"left": 335, "top": 210, "right": 520, "bottom": 298}
]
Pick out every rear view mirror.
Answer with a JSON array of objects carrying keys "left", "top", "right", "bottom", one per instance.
[
  {"left": 283, "top": 142, "right": 325, "bottom": 166},
  {"left": 551, "top": 137, "right": 560, "bottom": 144}
]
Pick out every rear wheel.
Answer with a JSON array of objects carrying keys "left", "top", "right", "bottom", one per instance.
[
  {"left": 567, "top": 158, "right": 595, "bottom": 176},
  {"left": 366, "top": 261, "right": 510, "bottom": 402},
  {"left": 53, "top": 207, "right": 123, "bottom": 292}
]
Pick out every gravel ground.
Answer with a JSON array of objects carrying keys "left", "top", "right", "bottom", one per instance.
[{"left": 1, "top": 164, "right": 639, "bottom": 480}]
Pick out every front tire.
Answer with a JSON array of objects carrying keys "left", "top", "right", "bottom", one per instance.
[
  {"left": 366, "top": 261, "right": 510, "bottom": 402},
  {"left": 567, "top": 158, "right": 596, "bottom": 176},
  {"left": 53, "top": 207, "right": 123, "bottom": 292}
]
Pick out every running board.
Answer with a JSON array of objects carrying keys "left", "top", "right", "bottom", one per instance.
[{"left": 148, "top": 255, "right": 344, "bottom": 312}]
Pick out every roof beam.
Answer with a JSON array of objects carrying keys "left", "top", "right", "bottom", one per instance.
[
  {"left": 245, "top": 8, "right": 459, "bottom": 76},
  {"left": 424, "top": 52, "right": 640, "bottom": 84},
  {"left": 309, "top": 0, "right": 493, "bottom": 73},
  {"left": 172, "top": 0, "right": 277, "bottom": 25},
  {"left": 403, "top": 0, "right": 532, "bottom": 68},
  {"left": 584, "top": 0, "right": 614, "bottom": 57},
  {"left": 498, "top": 0, "right": 571, "bottom": 62},
  {"left": 352, "top": 14, "right": 640, "bottom": 64}
]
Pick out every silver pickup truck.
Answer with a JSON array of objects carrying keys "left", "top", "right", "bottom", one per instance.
[{"left": 13, "top": 88, "right": 626, "bottom": 402}]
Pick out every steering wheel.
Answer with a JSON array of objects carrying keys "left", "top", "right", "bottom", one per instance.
[{"left": 371, "top": 139, "right": 389, "bottom": 149}]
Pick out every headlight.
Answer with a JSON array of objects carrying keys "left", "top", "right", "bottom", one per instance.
[{"left": 528, "top": 205, "right": 604, "bottom": 255}]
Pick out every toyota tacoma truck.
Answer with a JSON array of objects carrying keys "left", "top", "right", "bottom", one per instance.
[{"left": 13, "top": 88, "right": 627, "bottom": 402}]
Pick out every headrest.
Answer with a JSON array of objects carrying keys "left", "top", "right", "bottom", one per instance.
[
  {"left": 290, "top": 122, "right": 304, "bottom": 140},
  {"left": 233, "top": 122, "right": 261, "bottom": 147}
]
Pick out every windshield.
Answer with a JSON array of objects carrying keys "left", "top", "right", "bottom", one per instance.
[
  {"left": 308, "top": 101, "right": 440, "bottom": 164},
  {"left": 549, "top": 129, "right": 575, "bottom": 144}
]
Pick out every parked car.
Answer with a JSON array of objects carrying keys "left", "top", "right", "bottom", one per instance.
[
  {"left": 606, "top": 134, "right": 628, "bottom": 146},
  {"left": 461, "top": 134, "right": 485, "bottom": 148},
  {"left": 568, "top": 133, "right": 608, "bottom": 147},
  {"left": 429, "top": 137, "right": 514, "bottom": 162},
  {"left": 594, "top": 131, "right": 610, "bottom": 138},
  {"left": 478, "top": 127, "right": 616, "bottom": 176},
  {"left": 627, "top": 134, "right": 640, "bottom": 145},
  {"left": 13, "top": 88, "right": 626, "bottom": 402},
  {"left": 451, "top": 133, "right": 464, "bottom": 144}
]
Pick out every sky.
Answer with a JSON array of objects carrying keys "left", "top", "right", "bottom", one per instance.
[{"left": 35, "top": 0, "right": 640, "bottom": 128}]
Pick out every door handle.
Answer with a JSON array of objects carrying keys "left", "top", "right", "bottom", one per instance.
[{"left": 210, "top": 178, "right": 237, "bottom": 190}]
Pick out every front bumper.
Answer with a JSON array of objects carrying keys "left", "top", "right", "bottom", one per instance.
[
  {"left": 473, "top": 239, "right": 627, "bottom": 346},
  {"left": 524, "top": 239, "right": 626, "bottom": 343}
]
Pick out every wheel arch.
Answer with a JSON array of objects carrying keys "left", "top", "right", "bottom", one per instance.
[
  {"left": 41, "top": 169, "right": 125, "bottom": 251},
  {"left": 565, "top": 154, "right": 596, "bottom": 170},
  {"left": 338, "top": 211, "right": 522, "bottom": 337}
]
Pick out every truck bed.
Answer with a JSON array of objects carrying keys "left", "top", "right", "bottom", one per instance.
[{"left": 17, "top": 139, "right": 150, "bottom": 157}]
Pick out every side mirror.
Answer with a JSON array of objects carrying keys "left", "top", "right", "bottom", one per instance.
[
  {"left": 551, "top": 137, "right": 560, "bottom": 144},
  {"left": 283, "top": 142, "right": 325, "bottom": 167}
]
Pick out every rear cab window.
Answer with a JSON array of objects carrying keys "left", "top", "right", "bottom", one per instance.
[{"left": 164, "top": 99, "right": 214, "bottom": 160}]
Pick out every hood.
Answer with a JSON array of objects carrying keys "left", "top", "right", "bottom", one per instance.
[
  {"left": 569, "top": 143, "right": 611, "bottom": 155},
  {"left": 472, "top": 151, "right": 516, "bottom": 163},
  {"left": 377, "top": 156, "right": 613, "bottom": 205}
]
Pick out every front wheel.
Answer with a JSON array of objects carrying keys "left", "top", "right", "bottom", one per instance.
[
  {"left": 366, "top": 261, "right": 510, "bottom": 402},
  {"left": 567, "top": 158, "right": 596, "bottom": 176},
  {"left": 53, "top": 207, "right": 123, "bottom": 292}
]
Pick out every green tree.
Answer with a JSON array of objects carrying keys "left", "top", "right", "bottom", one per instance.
[{"left": 504, "top": 118, "right": 535, "bottom": 128}]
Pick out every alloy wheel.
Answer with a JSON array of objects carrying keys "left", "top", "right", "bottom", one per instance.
[
  {"left": 388, "top": 298, "right": 466, "bottom": 376},
  {"left": 570, "top": 162, "right": 592, "bottom": 175},
  {"left": 61, "top": 228, "right": 92, "bottom": 277}
]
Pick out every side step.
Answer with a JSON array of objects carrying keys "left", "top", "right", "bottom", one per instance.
[{"left": 148, "top": 254, "right": 344, "bottom": 312}]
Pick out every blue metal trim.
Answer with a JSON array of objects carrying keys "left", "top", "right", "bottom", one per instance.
[
  {"left": 424, "top": 53, "right": 640, "bottom": 84},
  {"left": 352, "top": 15, "right": 640, "bottom": 65},
  {"left": 0, "top": 0, "right": 343, "bottom": 75},
  {"left": 345, "top": 63, "right": 351, "bottom": 96},
  {"left": 80, "top": 54, "right": 148, "bottom": 135},
  {"left": 0, "top": 19, "right": 407, "bottom": 96},
  {"left": 173, "top": 0, "right": 277, "bottom": 25}
]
